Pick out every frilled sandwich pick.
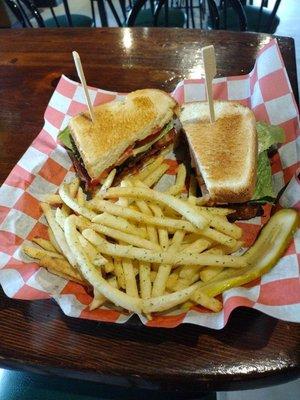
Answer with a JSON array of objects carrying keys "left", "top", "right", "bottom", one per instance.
[{"left": 58, "top": 89, "right": 179, "bottom": 190}]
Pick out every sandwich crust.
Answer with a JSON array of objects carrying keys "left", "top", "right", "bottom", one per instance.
[
  {"left": 69, "top": 89, "right": 177, "bottom": 180},
  {"left": 180, "top": 101, "right": 257, "bottom": 203}
]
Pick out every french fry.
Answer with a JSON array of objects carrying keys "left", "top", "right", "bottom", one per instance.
[
  {"left": 40, "top": 193, "right": 62, "bottom": 205},
  {"left": 173, "top": 273, "right": 199, "bottom": 291},
  {"left": 139, "top": 262, "right": 151, "bottom": 299},
  {"left": 102, "top": 187, "right": 208, "bottom": 230},
  {"left": 166, "top": 271, "right": 179, "bottom": 291},
  {"left": 164, "top": 163, "right": 186, "bottom": 196},
  {"left": 194, "top": 292, "right": 223, "bottom": 312},
  {"left": 198, "top": 206, "right": 234, "bottom": 216},
  {"left": 195, "top": 195, "right": 210, "bottom": 206},
  {"left": 143, "top": 163, "right": 169, "bottom": 187},
  {"left": 55, "top": 207, "right": 67, "bottom": 230},
  {"left": 68, "top": 177, "right": 80, "bottom": 198},
  {"left": 59, "top": 184, "right": 97, "bottom": 220},
  {"left": 122, "top": 260, "right": 139, "bottom": 297},
  {"left": 83, "top": 229, "right": 246, "bottom": 268},
  {"left": 64, "top": 215, "right": 142, "bottom": 313},
  {"left": 78, "top": 232, "right": 107, "bottom": 267},
  {"left": 188, "top": 195, "right": 197, "bottom": 205},
  {"left": 38, "top": 255, "right": 87, "bottom": 285},
  {"left": 92, "top": 223, "right": 161, "bottom": 251},
  {"left": 150, "top": 270, "right": 157, "bottom": 282},
  {"left": 89, "top": 200, "right": 202, "bottom": 233},
  {"left": 89, "top": 289, "right": 106, "bottom": 311},
  {"left": 180, "top": 300, "right": 195, "bottom": 312},
  {"left": 95, "top": 169, "right": 116, "bottom": 195},
  {"left": 104, "top": 260, "right": 115, "bottom": 274},
  {"left": 48, "top": 227, "right": 62, "bottom": 254},
  {"left": 113, "top": 258, "right": 126, "bottom": 289},
  {"left": 149, "top": 204, "right": 169, "bottom": 249},
  {"left": 135, "top": 200, "right": 159, "bottom": 245},
  {"left": 183, "top": 237, "right": 212, "bottom": 253},
  {"left": 200, "top": 211, "right": 242, "bottom": 240},
  {"left": 142, "top": 282, "right": 200, "bottom": 313},
  {"left": 202, "top": 227, "right": 237, "bottom": 248},
  {"left": 31, "top": 238, "right": 56, "bottom": 253},
  {"left": 76, "top": 187, "right": 86, "bottom": 206},
  {"left": 92, "top": 212, "right": 146, "bottom": 239},
  {"left": 135, "top": 155, "right": 164, "bottom": 182},
  {"left": 41, "top": 202, "right": 77, "bottom": 266},
  {"left": 151, "top": 230, "right": 184, "bottom": 297},
  {"left": 23, "top": 246, "right": 65, "bottom": 260}
]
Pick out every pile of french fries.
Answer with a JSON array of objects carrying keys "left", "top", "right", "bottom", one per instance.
[{"left": 23, "top": 155, "right": 250, "bottom": 317}]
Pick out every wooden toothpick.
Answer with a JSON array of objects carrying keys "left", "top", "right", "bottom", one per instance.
[
  {"left": 72, "top": 51, "right": 95, "bottom": 123},
  {"left": 202, "top": 45, "right": 216, "bottom": 123}
]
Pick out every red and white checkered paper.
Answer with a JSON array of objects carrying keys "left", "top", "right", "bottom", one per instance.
[{"left": 0, "top": 39, "right": 299, "bottom": 328}]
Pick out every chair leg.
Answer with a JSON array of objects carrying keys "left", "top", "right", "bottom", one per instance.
[
  {"left": 185, "top": 0, "right": 189, "bottom": 28},
  {"left": 16, "top": 0, "right": 33, "bottom": 27},
  {"left": 90, "top": 0, "right": 96, "bottom": 26},
  {"left": 97, "top": 0, "right": 108, "bottom": 27},
  {"left": 190, "top": 0, "right": 195, "bottom": 28},
  {"left": 106, "top": 0, "right": 122, "bottom": 26},
  {"left": 50, "top": 7, "right": 60, "bottom": 27}
]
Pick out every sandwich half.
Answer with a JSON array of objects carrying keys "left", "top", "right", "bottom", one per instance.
[
  {"left": 58, "top": 89, "right": 179, "bottom": 189},
  {"left": 180, "top": 101, "right": 257, "bottom": 203}
]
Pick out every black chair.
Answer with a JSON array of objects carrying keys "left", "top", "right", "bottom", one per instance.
[
  {"left": 5, "top": 0, "right": 93, "bottom": 28},
  {"left": 207, "top": 0, "right": 281, "bottom": 33},
  {"left": 90, "top": 0, "right": 131, "bottom": 27},
  {"left": 126, "top": 0, "right": 186, "bottom": 27}
]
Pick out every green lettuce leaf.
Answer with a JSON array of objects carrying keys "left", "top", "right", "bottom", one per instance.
[
  {"left": 252, "top": 151, "right": 274, "bottom": 200},
  {"left": 57, "top": 127, "right": 75, "bottom": 151},
  {"left": 251, "top": 122, "right": 285, "bottom": 202},
  {"left": 256, "top": 122, "right": 285, "bottom": 154}
]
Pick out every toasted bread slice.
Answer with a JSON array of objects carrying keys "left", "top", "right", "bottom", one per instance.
[
  {"left": 180, "top": 101, "right": 257, "bottom": 203},
  {"left": 69, "top": 89, "right": 178, "bottom": 180}
]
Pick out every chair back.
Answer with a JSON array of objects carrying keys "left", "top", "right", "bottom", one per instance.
[
  {"left": 208, "top": 0, "right": 280, "bottom": 33},
  {"left": 4, "top": 0, "right": 45, "bottom": 27},
  {"left": 126, "top": 0, "right": 175, "bottom": 27}
]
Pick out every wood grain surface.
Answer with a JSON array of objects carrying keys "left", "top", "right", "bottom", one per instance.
[{"left": 0, "top": 28, "right": 299, "bottom": 392}]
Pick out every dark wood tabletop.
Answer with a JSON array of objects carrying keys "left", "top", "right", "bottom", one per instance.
[{"left": 0, "top": 28, "right": 299, "bottom": 393}]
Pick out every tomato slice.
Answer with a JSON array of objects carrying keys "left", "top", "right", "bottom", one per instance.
[
  {"left": 114, "top": 145, "right": 134, "bottom": 166},
  {"left": 135, "top": 128, "right": 161, "bottom": 147}
]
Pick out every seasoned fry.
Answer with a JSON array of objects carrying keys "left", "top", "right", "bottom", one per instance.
[
  {"left": 142, "top": 282, "right": 200, "bottom": 313},
  {"left": 55, "top": 207, "right": 67, "bottom": 230},
  {"left": 39, "top": 255, "right": 87, "bottom": 285},
  {"left": 40, "top": 193, "right": 62, "bottom": 205},
  {"left": 166, "top": 271, "right": 179, "bottom": 291},
  {"left": 102, "top": 187, "right": 208, "bottom": 230},
  {"left": 89, "top": 289, "right": 106, "bottom": 311},
  {"left": 122, "top": 260, "right": 139, "bottom": 297},
  {"left": 150, "top": 270, "right": 157, "bottom": 282},
  {"left": 78, "top": 232, "right": 107, "bottom": 266},
  {"left": 59, "top": 184, "right": 97, "bottom": 220},
  {"left": 195, "top": 292, "right": 223, "bottom": 312},
  {"left": 198, "top": 206, "right": 234, "bottom": 216},
  {"left": 135, "top": 155, "right": 164, "bottom": 182},
  {"left": 113, "top": 258, "right": 126, "bottom": 289},
  {"left": 195, "top": 195, "right": 210, "bottom": 206},
  {"left": 92, "top": 212, "right": 146, "bottom": 238},
  {"left": 41, "top": 202, "right": 77, "bottom": 266},
  {"left": 135, "top": 200, "right": 159, "bottom": 244},
  {"left": 151, "top": 230, "right": 183, "bottom": 297},
  {"left": 92, "top": 223, "right": 161, "bottom": 251},
  {"left": 64, "top": 215, "right": 142, "bottom": 313},
  {"left": 143, "top": 163, "right": 169, "bottom": 187},
  {"left": 148, "top": 204, "right": 168, "bottom": 249},
  {"left": 95, "top": 169, "right": 117, "bottom": 196},
  {"left": 48, "top": 227, "right": 62, "bottom": 254},
  {"left": 89, "top": 199, "right": 203, "bottom": 233},
  {"left": 23, "top": 246, "right": 65, "bottom": 260},
  {"left": 31, "top": 238, "right": 56, "bottom": 253},
  {"left": 139, "top": 262, "right": 151, "bottom": 299},
  {"left": 68, "top": 177, "right": 80, "bottom": 198},
  {"left": 76, "top": 187, "right": 86, "bottom": 206},
  {"left": 164, "top": 163, "right": 186, "bottom": 196},
  {"left": 83, "top": 229, "right": 247, "bottom": 268},
  {"left": 200, "top": 211, "right": 242, "bottom": 239}
]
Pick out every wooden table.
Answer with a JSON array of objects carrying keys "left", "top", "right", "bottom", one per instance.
[{"left": 0, "top": 28, "right": 299, "bottom": 394}]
